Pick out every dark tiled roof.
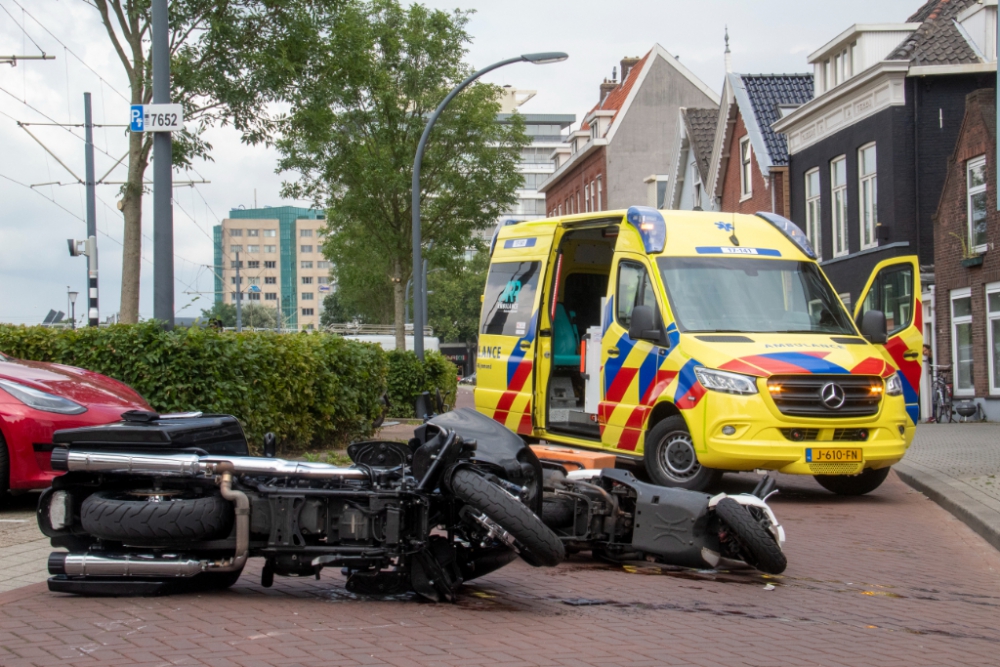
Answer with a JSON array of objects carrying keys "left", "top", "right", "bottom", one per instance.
[
  {"left": 739, "top": 74, "right": 813, "bottom": 166},
  {"left": 681, "top": 107, "right": 718, "bottom": 179},
  {"left": 890, "top": 0, "right": 982, "bottom": 66}
]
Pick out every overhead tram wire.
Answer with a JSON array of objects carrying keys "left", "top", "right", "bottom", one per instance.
[{"left": 0, "top": 1, "right": 46, "bottom": 55}]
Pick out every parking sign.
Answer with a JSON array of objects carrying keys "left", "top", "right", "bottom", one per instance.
[
  {"left": 128, "top": 104, "right": 184, "bottom": 132},
  {"left": 130, "top": 105, "right": 144, "bottom": 132}
]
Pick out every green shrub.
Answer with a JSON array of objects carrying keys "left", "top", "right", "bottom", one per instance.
[
  {"left": 0, "top": 323, "right": 387, "bottom": 454},
  {"left": 386, "top": 349, "right": 458, "bottom": 418}
]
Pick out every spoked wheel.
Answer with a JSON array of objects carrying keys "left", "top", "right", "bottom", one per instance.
[
  {"left": 451, "top": 468, "right": 565, "bottom": 567},
  {"left": 643, "top": 416, "right": 721, "bottom": 491},
  {"left": 714, "top": 498, "right": 787, "bottom": 574}
]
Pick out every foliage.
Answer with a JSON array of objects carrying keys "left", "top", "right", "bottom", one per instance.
[
  {"left": 0, "top": 323, "right": 387, "bottom": 454},
  {"left": 276, "top": 0, "right": 529, "bottom": 347},
  {"left": 427, "top": 251, "right": 488, "bottom": 343},
  {"left": 198, "top": 302, "right": 279, "bottom": 329},
  {"left": 199, "top": 301, "right": 237, "bottom": 326},
  {"left": 0, "top": 322, "right": 461, "bottom": 447},
  {"left": 385, "top": 350, "right": 458, "bottom": 418}
]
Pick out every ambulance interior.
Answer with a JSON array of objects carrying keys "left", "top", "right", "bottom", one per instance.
[{"left": 545, "top": 225, "right": 617, "bottom": 437}]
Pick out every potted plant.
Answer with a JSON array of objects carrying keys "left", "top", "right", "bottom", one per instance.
[{"left": 951, "top": 232, "right": 985, "bottom": 268}]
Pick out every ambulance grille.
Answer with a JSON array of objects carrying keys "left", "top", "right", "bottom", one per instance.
[
  {"left": 809, "top": 462, "right": 864, "bottom": 475},
  {"left": 767, "top": 375, "right": 882, "bottom": 418}
]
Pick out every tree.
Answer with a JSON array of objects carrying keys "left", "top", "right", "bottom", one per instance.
[
  {"left": 278, "top": 0, "right": 528, "bottom": 350},
  {"left": 199, "top": 301, "right": 278, "bottom": 329},
  {"left": 427, "top": 251, "right": 488, "bottom": 344},
  {"left": 93, "top": 1, "right": 316, "bottom": 322}
]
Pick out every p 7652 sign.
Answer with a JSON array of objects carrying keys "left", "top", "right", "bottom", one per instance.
[{"left": 130, "top": 104, "right": 184, "bottom": 132}]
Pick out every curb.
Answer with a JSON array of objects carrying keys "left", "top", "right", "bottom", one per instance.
[{"left": 895, "top": 463, "right": 1000, "bottom": 552}]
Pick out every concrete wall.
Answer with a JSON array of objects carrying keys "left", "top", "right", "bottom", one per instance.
[{"left": 606, "top": 54, "right": 717, "bottom": 209}]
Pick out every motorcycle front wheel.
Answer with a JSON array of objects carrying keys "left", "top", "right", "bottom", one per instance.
[
  {"left": 450, "top": 469, "right": 565, "bottom": 567},
  {"left": 714, "top": 498, "right": 787, "bottom": 575}
]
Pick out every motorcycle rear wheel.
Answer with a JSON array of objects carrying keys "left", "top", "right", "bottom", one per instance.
[
  {"left": 451, "top": 469, "right": 565, "bottom": 567},
  {"left": 714, "top": 498, "right": 787, "bottom": 575},
  {"left": 80, "top": 490, "right": 233, "bottom": 544}
]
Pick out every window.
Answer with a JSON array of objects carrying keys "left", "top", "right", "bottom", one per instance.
[
  {"left": 301, "top": 261, "right": 313, "bottom": 269},
  {"left": 247, "top": 260, "right": 260, "bottom": 269},
  {"left": 481, "top": 261, "right": 542, "bottom": 336},
  {"left": 739, "top": 136, "right": 753, "bottom": 199},
  {"left": 265, "top": 292, "right": 277, "bottom": 301},
  {"left": 248, "top": 277, "right": 259, "bottom": 286},
  {"left": 300, "top": 245, "right": 313, "bottom": 253},
  {"left": 805, "top": 168, "right": 822, "bottom": 258},
  {"left": 596, "top": 177, "right": 603, "bottom": 211},
  {"left": 247, "top": 292, "right": 261, "bottom": 301},
  {"left": 230, "top": 260, "right": 243, "bottom": 269},
  {"left": 591, "top": 180, "right": 597, "bottom": 211},
  {"left": 302, "top": 277, "right": 314, "bottom": 285},
  {"left": 301, "top": 308, "right": 314, "bottom": 316},
  {"left": 300, "top": 229, "right": 313, "bottom": 237},
  {"left": 584, "top": 183, "right": 591, "bottom": 212},
  {"left": 247, "top": 245, "right": 260, "bottom": 253},
  {"left": 951, "top": 288, "right": 974, "bottom": 396},
  {"left": 988, "top": 283, "right": 1000, "bottom": 395},
  {"left": 968, "top": 155, "right": 988, "bottom": 252},
  {"left": 247, "top": 229, "right": 259, "bottom": 237},
  {"left": 831, "top": 156, "right": 848, "bottom": 257},
  {"left": 230, "top": 277, "right": 242, "bottom": 285},
  {"left": 317, "top": 261, "right": 331, "bottom": 269},
  {"left": 263, "top": 229, "right": 276, "bottom": 237},
  {"left": 616, "top": 261, "right": 659, "bottom": 329},
  {"left": 318, "top": 276, "right": 330, "bottom": 284},
  {"left": 264, "top": 245, "right": 276, "bottom": 253},
  {"left": 301, "top": 292, "right": 314, "bottom": 301},
  {"left": 264, "top": 261, "right": 276, "bottom": 269},
  {"left": 265, "top": 276, "right": 276, "bottom": 285},
  {"left": 229, "top": 229, "right": 242, "bottom": 237},
  {"left": 859, "top": 143, "right": 877, "bottom": 249},
  {"left": 859, "top": 264, "right": 913, "bottom": 336},
  {"left": 230, "top": 244, "right": 243, "bottom": 254}
]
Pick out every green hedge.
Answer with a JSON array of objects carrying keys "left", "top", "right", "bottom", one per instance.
[
  {"left": 0, "top": 323, "right": 455, "bottom": 453},
  {"left": 386, "top": 349, "right": 459, "bottom": 418}
]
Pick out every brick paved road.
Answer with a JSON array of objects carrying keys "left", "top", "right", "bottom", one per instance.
[
  {"left": 903, "top": 423, "right": 1000, "bottom": 502},
  {"left": 0, "top": 469, "right": 998, "bottom": 667},
  {"left": 0, "top": 494, "right": 57, "bottom": 593}
]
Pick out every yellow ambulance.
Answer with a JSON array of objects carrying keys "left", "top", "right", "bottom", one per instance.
[{"left": 475, "top": 207, "right": 922, "bottom": 495}]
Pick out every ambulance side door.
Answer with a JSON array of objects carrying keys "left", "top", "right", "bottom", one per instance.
[
  {"left": 854, "top": 255, "right": 923, "bottom": 424},
  {"left": 599, "top": 254, "right": 667, "bottom": 452}
]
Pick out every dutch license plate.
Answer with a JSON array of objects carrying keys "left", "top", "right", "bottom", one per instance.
[{"left": 806, "top": 448, "right": 862, "bottom": 463}]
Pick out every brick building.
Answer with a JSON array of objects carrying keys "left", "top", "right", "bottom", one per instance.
[
  {"left": 932, "top": 88, "right": 1000, "bottom": 420},
  {"left": 773, "top": 0, "right": 997, "bottom": 306},
  {"left": 539, "top": 45, "right": 718, "bottom": 215},
  {"left": 707, "top": 73, "right": 813, "bottom": 219}
]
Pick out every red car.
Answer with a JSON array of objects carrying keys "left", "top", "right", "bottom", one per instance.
[{"left": 0, "top": 352, "right": 151, "bottom": 493}]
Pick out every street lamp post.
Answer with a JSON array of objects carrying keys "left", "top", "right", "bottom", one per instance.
[
  {"left": 410, "top": 51, "right": 567, "bottom": 360},
  {"left": 67, "top": 289, "right": 78, "bottom": 330}
]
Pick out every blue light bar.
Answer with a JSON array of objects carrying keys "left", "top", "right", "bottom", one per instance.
[
  {"left": 755, "top": 212, "right": 817, "bottom": 260},
  {"left": 625, "top": 206, "right": 666, "bottom": 254}
]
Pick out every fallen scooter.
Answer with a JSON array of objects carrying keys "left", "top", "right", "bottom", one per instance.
[
  {"left": 38, "top": 408, "right": 563, "bottom": 600},
  {"left": 541, "top": 466, "right": 787, "bottom": 574}
]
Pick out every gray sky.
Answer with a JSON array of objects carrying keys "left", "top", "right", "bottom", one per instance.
[{"left": 0, "top": 0, "right": 919, "bottom": 325}]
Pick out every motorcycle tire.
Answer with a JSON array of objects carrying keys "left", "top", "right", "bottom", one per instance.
[
  {"left": 714, "top": 498, "right": 787, "bottom": 575},
  {"left": 541, "top": 495, "right": 575, "bottom": 529},
  {"left": 813, "top": 466, "right": 891, "bottom": 496},
  {"left": 80, "top": 490, "right": 233, "bottom": 544},
  {"left": 451, "top": 468, "right": 565, "bottom": 567}
]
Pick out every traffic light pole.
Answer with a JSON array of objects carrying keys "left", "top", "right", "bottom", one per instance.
[
  {"left": 152, "top": 0, "right": 174, "bottom": 328},
  {"left": 84, "top": 93, "right": 99, "bottom": 327}
]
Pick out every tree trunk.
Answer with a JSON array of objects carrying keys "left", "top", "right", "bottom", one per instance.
[
  {"left": 119, "top": 127, "right": 146, "bottom": 323},
  {"left": 392, "top": 258, "right": 406, "bottom": 351}
]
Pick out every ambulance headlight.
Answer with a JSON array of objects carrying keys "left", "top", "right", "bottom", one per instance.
[
  {"left": 694, "top": 367, "right": 759, "bottom": 395},
  {"left": 885, "top": 373, "right": 903, "bottom": 396}
]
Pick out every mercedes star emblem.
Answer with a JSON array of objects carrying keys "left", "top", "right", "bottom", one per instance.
[{"left": 820, "top": 382, "right": 846, "bottom": 409}]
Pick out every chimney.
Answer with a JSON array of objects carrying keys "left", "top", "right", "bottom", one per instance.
[
  {"left": 599, "top": 78, "right": 617, "bottom": 103},
  {"left": 620, "top": 56, "right": 641, "bottom": 81}
]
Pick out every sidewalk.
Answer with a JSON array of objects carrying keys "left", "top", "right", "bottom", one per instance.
[
  {"left": 897, "top": 423, "right": 1000, "bottom": 551},
  {"left": 0, "top": 494, "right": 57, "bottom": 593}
]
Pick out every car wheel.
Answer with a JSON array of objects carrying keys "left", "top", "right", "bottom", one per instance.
[
  {"left": 643, "top": 415, "right": 721, "bottom": 491},
  {"left": 813, "top": 466, "right": 891, "bottom": 496}
]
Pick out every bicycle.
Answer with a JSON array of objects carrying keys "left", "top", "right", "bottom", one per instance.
[{"left": 930, "top": 364, "right": 953, "bottom": 424}]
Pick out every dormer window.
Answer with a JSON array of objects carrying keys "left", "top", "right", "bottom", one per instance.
[{"left": 591, "top": 123, "right": 600, "bottom": 140}]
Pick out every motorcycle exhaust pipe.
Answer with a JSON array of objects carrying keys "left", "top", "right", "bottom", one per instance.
[
  {"left": 50, "top": 448, "right": 368, "bottom": 480},
  {"left": 49, "top": 463, "right": 251, "bottom": 580}
]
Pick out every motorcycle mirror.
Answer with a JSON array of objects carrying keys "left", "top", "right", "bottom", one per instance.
[{"left": 263, "top": 432, "right": 277, "bottom": 458}]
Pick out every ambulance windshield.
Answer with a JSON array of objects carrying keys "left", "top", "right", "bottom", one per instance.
[{"left": 657, "top": 257, "right": 855, "bottom": 335}]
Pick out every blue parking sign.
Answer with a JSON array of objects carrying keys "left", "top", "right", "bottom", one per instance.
[{"left": 130, "top": 105, "right": 144, "bottom": 132}]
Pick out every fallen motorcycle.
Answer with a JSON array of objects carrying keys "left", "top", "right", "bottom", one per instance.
[
  {"left": 540, "top": 466, "right": 787, "bottom": 574},
  {"left": 38, "top": 408, "right": 563, "bottom": 600}
]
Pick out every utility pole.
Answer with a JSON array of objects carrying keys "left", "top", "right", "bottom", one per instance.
[
  {"left": 235, "top": 251, "right": 242, "bottom": 332},
  {"left": 84, "top": 93, "right": 99, "bottom": 327},
  {"left": 152, "top": 0, "right": 174, "bottom": 327}
]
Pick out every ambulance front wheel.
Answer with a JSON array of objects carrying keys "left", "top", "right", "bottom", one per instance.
[{"left": 643, "top": 416, "right": 722, "bottom": 492}]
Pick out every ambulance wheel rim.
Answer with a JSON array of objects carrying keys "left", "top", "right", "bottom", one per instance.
[{"left": 660, "top": 433, "right": 700, "bottom": 480}]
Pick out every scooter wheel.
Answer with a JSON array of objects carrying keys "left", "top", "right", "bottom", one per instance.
[{"left": 714, "top": 498, "right": 787, "bottom": 575}]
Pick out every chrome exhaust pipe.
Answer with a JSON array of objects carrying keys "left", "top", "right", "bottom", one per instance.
[{"left": 51, "top": 449, "right": 368, "bottom": 480}]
